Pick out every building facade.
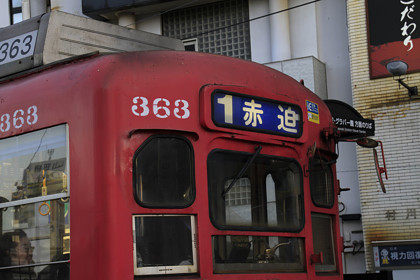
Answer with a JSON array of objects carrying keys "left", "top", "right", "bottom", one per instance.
[{"left": 347, "top": 0, "right": 420, "bottom": 279}]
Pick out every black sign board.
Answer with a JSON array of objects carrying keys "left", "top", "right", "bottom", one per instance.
[
  {"left": 373, "top": 243, "right": 420, "bottom": 270},
  {"left": 324, "top": 100, "right": 375, "bottom": 139},
  {"left": 366, "top": 0, "right": 420, "bottom": 78}
]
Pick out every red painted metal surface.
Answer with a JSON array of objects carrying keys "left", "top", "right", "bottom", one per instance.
[{"left": 0, "top": 51, "right": 343, "bottom": 279}]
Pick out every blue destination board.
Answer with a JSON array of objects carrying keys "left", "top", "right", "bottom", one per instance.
[{"left": 212, "top": 91, "right": 302, "bottom": 137}]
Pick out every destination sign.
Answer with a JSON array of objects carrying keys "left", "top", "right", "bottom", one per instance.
[{"left": 212, "top": 91, "right": 302, "bottom": 137}]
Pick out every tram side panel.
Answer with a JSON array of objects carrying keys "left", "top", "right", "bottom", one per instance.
[{"left": 0, "top": 57, "right": 131, "bottom": 279}]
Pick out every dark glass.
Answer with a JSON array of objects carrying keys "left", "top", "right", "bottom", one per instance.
[
  {"left": 133, "top": 136, "right": 195, "bottom": 208},
  {"left": 309, "top": 157, "right": 334, "bottom": 208},
  {"left": 212, "top": 235, "right": 305, "bottom": 273},
  {"left": 208, "top": 150, "right": 303, "bottom": 231},
  {"left": 312, "top": 213, "right": 336, "bottom": 272},
  {"left": 0, "top": 200, "right": 70, "bottom": 279},
  {"left": 134, "top": 216, "right": 194, "bottom": 267}
]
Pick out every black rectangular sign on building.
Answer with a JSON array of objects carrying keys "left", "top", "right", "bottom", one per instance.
[
  {"left": 366, "top": 0, "right": 420, "bottom": 79},
  {"left": 373, "top": 242, "right": 420, "bottom": 270}
]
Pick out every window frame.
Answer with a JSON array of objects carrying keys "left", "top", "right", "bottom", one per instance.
[
  {"left": 311, "top": 213, "right": 337, "bottom": 273},
  {"left": 0, "top": 124, "right": 70, "bottom": 208},
  {"left": 212, "top": 234, "right": 306, "bottom": 274},
  {"left": 132, "top": 214, "right": 198, "bottom": 276},
  {"left": 9, "top": 0, "right": 23, "bottom": 25},
  {"left": 132, "top": 135, "right": 196, "bottom": 209},
  {"left": 0, "top": 124, "right": 70, "bottom": 274},
  {"left": 182, "top": 38, "right": 198, "bottom": 51},
  {"left": 309, "top": 155, "right": 335, "bottom": 209},
  {"left": 207, "top": 148, "right": 304, "bottom": 232}
]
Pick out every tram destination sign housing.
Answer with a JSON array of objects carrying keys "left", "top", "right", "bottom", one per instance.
[
  {"left": 211, "top": 90, "right": 303, "bottom": 137},
  {"left": 0, "top": 10, "right": 183, "bottom": 78}
]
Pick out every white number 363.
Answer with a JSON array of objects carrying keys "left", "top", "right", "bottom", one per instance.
[
  {"left": 1, "top": 105, "right": 38, "bottom": 133},
  {"left": 131, "top": 97, "right": 190, "bottom": 119}
]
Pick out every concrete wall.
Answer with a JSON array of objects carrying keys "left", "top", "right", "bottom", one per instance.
[
  {"left": 266, "top": 56, "right": 327, "bottom": 99},
  {"left": 0, "top": 0, "right": 10, "bottom": 27}
]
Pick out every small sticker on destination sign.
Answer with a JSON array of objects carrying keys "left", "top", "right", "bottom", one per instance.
[{"left": 306, "top": 100, "right": 319, "bottom": 124}]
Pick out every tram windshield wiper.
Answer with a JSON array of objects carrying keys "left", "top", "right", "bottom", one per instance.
[{"left": 221, "top": 145, "right": 262, "bottom": 198}]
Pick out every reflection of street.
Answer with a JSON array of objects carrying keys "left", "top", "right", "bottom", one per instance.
[
  {"left": 23, "top": 158, "right": 67, "bottom": 199},
  {"left": 0, "top": 125, "right": 69, "bottom": 280},
  {"left": 0, "top": 199, "right": 70, "bottom": 280}
]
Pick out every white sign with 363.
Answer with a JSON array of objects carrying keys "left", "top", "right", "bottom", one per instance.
[{"left": 0, "top": 30, "right": 38, "bottom": 65}]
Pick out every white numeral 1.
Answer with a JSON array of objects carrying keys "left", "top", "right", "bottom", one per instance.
[{"left": 217, "top": 94, "right": 233, "bottom": 124}]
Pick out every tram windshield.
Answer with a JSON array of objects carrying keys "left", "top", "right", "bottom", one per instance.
[
  {"left": 208, "top": 149, "right": 303, "bottom": 231},
  {"left": 208, "top": 148, "right": 305, "bottom": 273},
  {"left": 0, "top": 125, "right": 69, "bottom": 279}
]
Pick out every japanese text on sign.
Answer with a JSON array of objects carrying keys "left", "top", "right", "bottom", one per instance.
[
  {"left": 306, "top": 100, "right": 319, "bottom": 124},
  {"left": 400, "top": 0, "right": 416, "bottom": 51},
  {"left": 332, "top": 117, "right": 373, "bottom": 129},
  {"left": 374, "top": 244, "right": 420, "bottom": 269},
  {"left": 212, "top": 91, "right": 302, "bottom": 137}
]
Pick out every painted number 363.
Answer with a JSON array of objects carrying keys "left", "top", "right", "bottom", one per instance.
[
  {"left": 1, "top": 106, "right": 38, "bottom": 132},
  {"left": 131, "top": 97, "right": 190, "bottom": 119}
]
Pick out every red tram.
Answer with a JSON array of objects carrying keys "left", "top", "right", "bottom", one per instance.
[{"left": 0, "top": 50, "right": 343, "bottom": 279}]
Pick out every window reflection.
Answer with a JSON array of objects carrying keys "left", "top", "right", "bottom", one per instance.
[
  {"left": 0, "top": 200, "right": 70, "bottom": 278},
  {"left": 208, "top": 149, "right": 303, "bottom": 231},
  {"left": 10, "top": 0, "right": 23, "bottom": 24},
  {"left": 133, "top": 136, "right": 195, "bottom": 208},
  {"left": 212, "top": 235, "right": 305, "bottom": 273},
  {"left": 0, "top": 125, "right": 69, "bottom": 279},
  {"left": 312, "top": 213, "right": 336, "bottom": 272},
  {"left": 309, "top": 157, "right": 334, "bottom": 208},
  {"left": 133, "top": 215, "right": 197, "bottom": 275},
  {"left": 0, "top": 125, "right": 68, "bottom": 203}
]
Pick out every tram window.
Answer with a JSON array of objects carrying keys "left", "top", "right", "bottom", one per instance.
[
  {"left": 312, "top": 213, "right": 336, "bottom": 273},
  {"left": 0, "top": 200, "right": 70, "bottom": 279},
  {"left": 208, "top": 149, "right": 303, "bottom": 231},
  {"left": 133, "top": 215, "right": 197, "bottom": 275},
  {"left": 0, "top": 125, "right": 69, "bottom": 202},
  {"left": 133, "top": 136, "right": 195, "bottom": 208},
  {"left": 309, "top": 157, "right": 334, "bottom": 208},
  {"left": 0, "top": 125, "right": 70, "bottom": 279},
  {"left": 212, "top": 235, "right": 305, "bottom": 273}
]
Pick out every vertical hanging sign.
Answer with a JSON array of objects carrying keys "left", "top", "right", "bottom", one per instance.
[{"left": 366, "top": 0, "right": 420, "bottom": 78}]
